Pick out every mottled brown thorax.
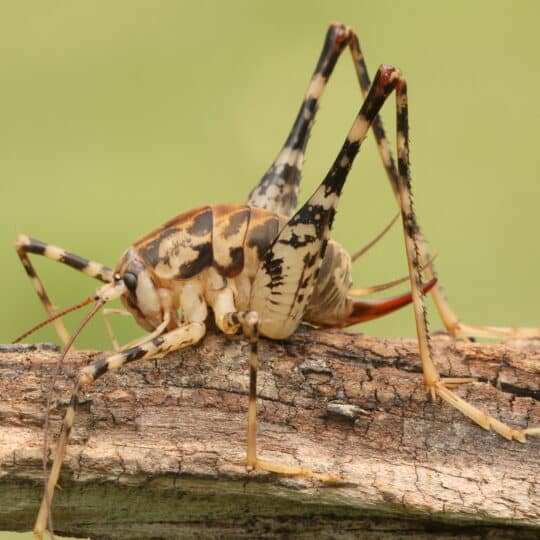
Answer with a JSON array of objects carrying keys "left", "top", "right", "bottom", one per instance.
[{"left": 132, "top": 204, "right": 287, "bottom": 283}]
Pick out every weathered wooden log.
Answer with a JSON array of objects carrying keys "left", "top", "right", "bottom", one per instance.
[{"left": 0, "top": 328, "right": 539, "bottom": 539}]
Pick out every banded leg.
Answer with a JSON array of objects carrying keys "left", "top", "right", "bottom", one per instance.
[
  {"left": 393, "top": 75, "right": 538, "bottom": 441},
  {"left": 247, "top": 23, "right": 351, "bottom": 217},
  {"left": 248, "top": 23, "right": 540, "bottom": 339},
  {"left": 15, "top": 234, "right": 114, "bottom": 346},
  {"left": 33, "top": 322, "right": 206, "bottom": 540},
  {"left": 347, "top": 34, "right": 540, "bottom": 339},
  {"left": 102, "top": 309, "right": 172, "bottom": 352}
]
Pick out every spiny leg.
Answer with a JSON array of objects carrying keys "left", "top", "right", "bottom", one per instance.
[
  {"left": 250, "top": 65, "right": 403, "bottom": 338},
  {"left": 347, "top": 34, "right": 540, "bottom": 340},
  {"left": 33, "top": 322, "right": 206, "bottom": 540},
  {"left": 16, "top": 234, "right": 114, "bottom": 346},
  {"left": 249, "top": 22, "right": 540, "bottom": 339},
  {"left": 393, "top": 74, "right": 537, "bottom": 441},
  {"left": 241, "top": 67, "right": 402, "bottom": 480}
]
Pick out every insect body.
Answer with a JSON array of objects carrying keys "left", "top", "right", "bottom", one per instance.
[
  {"left": 115, "top": 203, "right": 426, "bottom": 337},
  {"left": 14, "top": 23, "right": 539, "bottom": 539}
]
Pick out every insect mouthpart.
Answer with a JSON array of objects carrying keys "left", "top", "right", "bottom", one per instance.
[
  {"left": 114, "top": 251, "right": 164, "bottom": 332},
  {"left": 94, "top": 280, "right": 127, "bottom": 303}
]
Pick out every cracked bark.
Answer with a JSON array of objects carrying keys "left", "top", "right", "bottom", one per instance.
[{"left": 0, "top": 328, "right": 539, "bottom": 539}]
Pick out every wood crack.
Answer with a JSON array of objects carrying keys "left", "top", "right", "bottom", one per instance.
[{"left": 0, "top": 329, "right": 539, "bottom": 539}]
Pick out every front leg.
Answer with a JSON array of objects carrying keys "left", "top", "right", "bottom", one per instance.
[
  {"left": 33, "top": 322, "right": 206, "bottom": 539},
  {"left": 15, "top": 234, "right": 114, "bottom": 346}
]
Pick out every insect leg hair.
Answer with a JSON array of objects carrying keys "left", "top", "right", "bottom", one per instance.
[
  {"left": 33, "top": 322, "right": 206, "bottom": 539},
  {"left": 15, "top": 234, "right": 114, "bottom": 346},
  {"left": 393, "top": 75, "right": 538, "bottom": 441},
  {"left": 250, "top": 65, "right": 402, "bottom": 339},
  {"left": 347, "top": 34, "right": 540, "bottom": 339}
]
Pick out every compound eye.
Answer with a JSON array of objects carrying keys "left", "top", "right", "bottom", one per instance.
[{"left": 123, "top": 272, "right": 138, "bottom": 293}]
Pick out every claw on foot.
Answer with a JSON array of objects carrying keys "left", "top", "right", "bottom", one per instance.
[{"left": 432, "top": 382, "right": 530, "bottom": 442}]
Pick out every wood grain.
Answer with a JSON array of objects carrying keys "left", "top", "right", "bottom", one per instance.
[{"left": 0, "top": 328, "right": 539, "bottom": 539}]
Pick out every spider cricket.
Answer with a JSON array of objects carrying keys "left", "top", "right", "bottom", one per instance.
[{"left": 11, "top": 23, "right": 540, "bottom": 539}]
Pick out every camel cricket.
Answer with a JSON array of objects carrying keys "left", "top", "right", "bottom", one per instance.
[{"left": 12, "top": 24, "right": 539, "bottom": 539}]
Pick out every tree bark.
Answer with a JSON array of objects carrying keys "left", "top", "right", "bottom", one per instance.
[{"left": 0, "top": 328, "right": 539, "bottom": 539}]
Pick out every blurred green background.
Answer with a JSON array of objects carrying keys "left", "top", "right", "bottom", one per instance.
[{"left": 1, "top": 1, "right": 539, "bottom": 537}]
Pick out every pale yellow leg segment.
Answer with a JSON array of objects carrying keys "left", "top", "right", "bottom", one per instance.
[
  {"left": 420, "top": 245, "right": 540, "bottom": 340},
  {"left": 393, "top": 77, "right": 538, "bottom": 442},
  {"left": 103, "top": 309, "right": 170, "bottom": 352},
  {"left": 33, "top": 322, "right": 206, "bottom": 540},
  {"left": 102, "top": 308, "right": 130, "bottom": 351},
  {"left": 221, "top": 309, "right": 338, "bottom": 482}
]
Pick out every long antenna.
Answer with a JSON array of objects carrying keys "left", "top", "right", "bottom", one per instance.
[
  {"left": 13, "top": 296, "right": 94, "bottom": 344},
  {"left": 351, "top": 212, "right": 399, "bottom": 262},
  {"left": 42, "top": 299, "right": 105, "bottom": 538}
]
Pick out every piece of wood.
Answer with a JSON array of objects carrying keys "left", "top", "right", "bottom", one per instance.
[{"left": 0, "top": 328, "right": 539, "bottom": 539}]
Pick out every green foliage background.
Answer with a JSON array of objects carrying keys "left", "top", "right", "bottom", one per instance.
[{"left": 1, "top": 1, "right": 539, "bottom": 537}]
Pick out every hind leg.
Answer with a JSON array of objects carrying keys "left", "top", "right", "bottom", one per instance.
[
  {"left": 33, "top": 322, "right": 206, "bottom": 539},
  {"left": 346, "top": 34, "right": 540, "bottom": 340}
]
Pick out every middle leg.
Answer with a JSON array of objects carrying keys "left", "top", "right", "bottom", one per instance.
[{"left": 211, "top": 282, "right": 336, "bottom": 480}]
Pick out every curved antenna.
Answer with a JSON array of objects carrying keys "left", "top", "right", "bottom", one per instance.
[
  {"left": 350, "top": 254, "right": 439, "bottom": 297},
  {"left": 12, "top": 296, "right": 95, "bottom": 344},
  {"left": 41, "top": 299, "right": 105, "bottom": 537},
  {"left": 351, "top": 212, "right": 399, "bottom": 262}
]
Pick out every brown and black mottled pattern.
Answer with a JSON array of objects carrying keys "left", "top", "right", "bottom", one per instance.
[
  {"left": 247, "top": 24, "right": 351, "bottom": 218},
  {"left": 213, "top": 206, "right": 251, "bottom": 278},
  {"left": 131, "top": 205, "right": 286, "bottom": 283},
  {"left": 245, "top": 212, "right": 282, "bottom": 261},
  {"left": 222, "top": 207, "right": 250, "bottom": 238}
]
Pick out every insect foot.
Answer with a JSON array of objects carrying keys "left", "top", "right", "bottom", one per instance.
[{"left": 245, "top": 458, "right": 341, "bottom": 483}]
